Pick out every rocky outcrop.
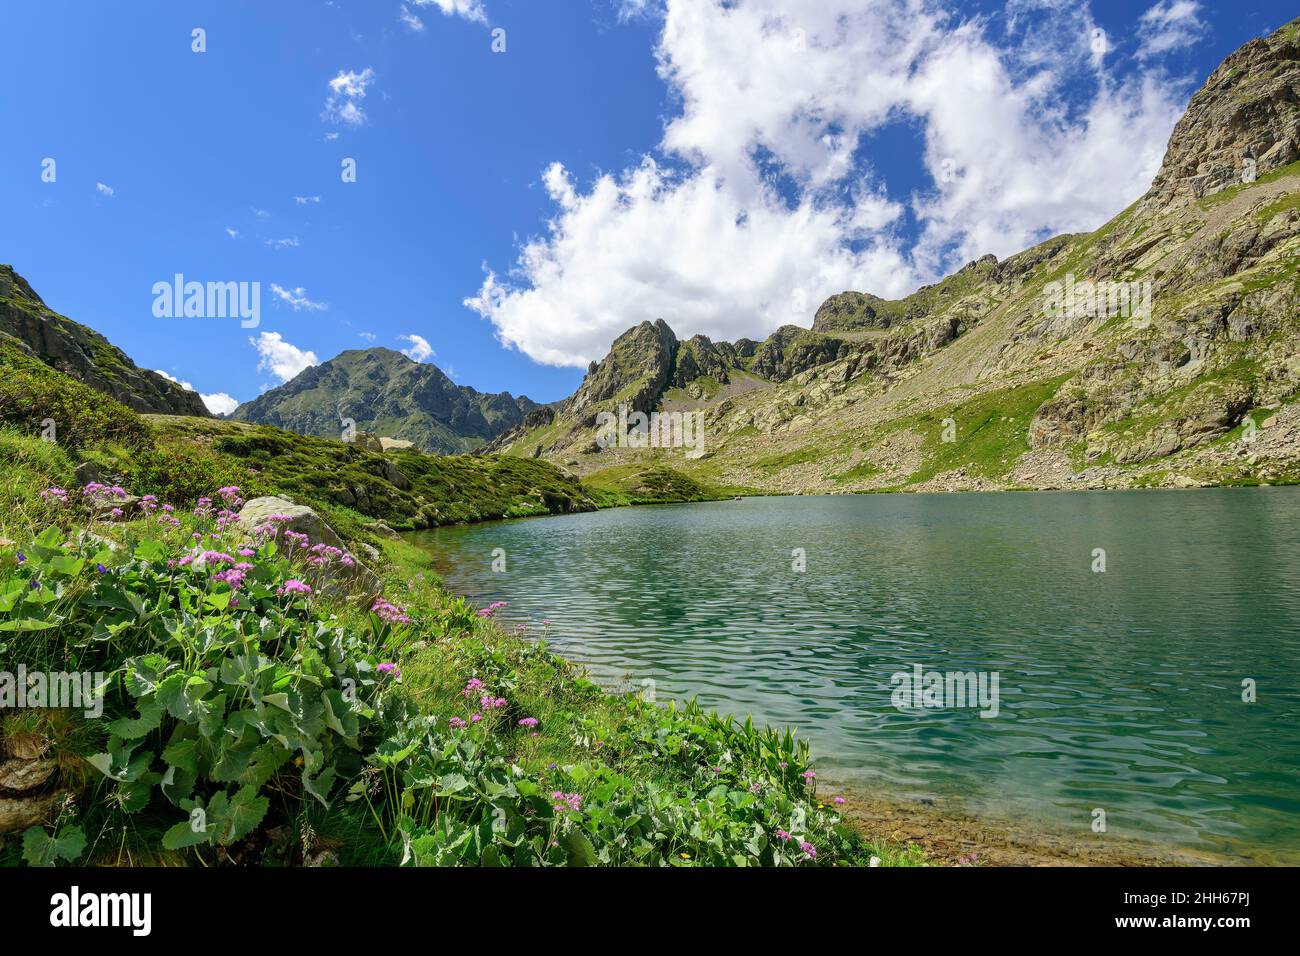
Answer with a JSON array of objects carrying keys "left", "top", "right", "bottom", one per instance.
[
  {"left": 1141, "top": 23, "right": 1300, "bottom": 211},
  {"left": 0, "top": 264, "right": 210, "bottom": 416},
  {"left": 568, "top": 319, "right": 679, "bottom": 421},
  {"left": 750, "top": 327, "right": 857, "bottom": 381},
  {"left": 0, "top": 734, "right": 69, "bottom": 835},
  {"left": 670, "top": 335, "right": 740, "bottom": 388}
]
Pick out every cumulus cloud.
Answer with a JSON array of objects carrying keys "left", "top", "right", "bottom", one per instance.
[
  {"left": 270, "top": 284, "right": 327, "bottom": 311},
  {"left": 265, "top": 236, "right": 300, "bottom": 249},
  {"left": 293, "top": 195, "right": 321, "bottom": 205},
  {"left": 466, "top": 0, "right": 1194, "bottom": 368},
  {"left": 1137, "top": 1, "right": 1206, "bottom": 59},
  {"left": 250, "top": 332, "right": 320, "bottom": 384},
  {"left": 413, "top": 0, "right": 488, "bottom": 24},
  {"left": 154, "top": 370, "right": 240, "bottom": 416},
  {"left": 398, "top": 333, "right": 435, "bottom": 362},
  {"left": 359, "top": 331, "right": 377, "bottom": 341},
  {"left": 201, "top": 393, "right": 241, "bottom": 416},
  {"left": 224, "top": 226, "right": 240, "bottom": 239},
  {"left": 322, "top": 67, "right": 376, "bottom": 126},
  {"left": 96, "top": 182, "right": 114, "bottom": 198}
]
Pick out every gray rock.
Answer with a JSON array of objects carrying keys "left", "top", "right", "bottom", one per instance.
[
  {"left": 382, "top": 460, "right": 411, "bottom": 490},
  {"left": 238, "top": 496, "right": 382, "bottom": 597},
  {"left": 0, "top": 758, "right": 56, "bottom": 792}
]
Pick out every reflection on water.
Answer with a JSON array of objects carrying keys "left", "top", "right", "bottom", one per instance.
[{"left": 410, "top": 488, "right": 1300, "bottom": 862}]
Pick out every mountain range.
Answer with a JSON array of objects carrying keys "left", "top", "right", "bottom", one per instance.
[
  {"left": 2, "top": 18, "right": 1297, "bottom": 496},
  {"left": 487, "top": 18, "right": 1300, "bottom": 494}
]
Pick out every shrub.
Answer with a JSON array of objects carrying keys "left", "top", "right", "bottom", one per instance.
[{"left": 0, "top": 342, "right": 152, "bottom": 452}]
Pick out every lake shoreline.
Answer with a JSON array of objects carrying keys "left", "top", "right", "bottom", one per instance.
[{"left": 828, "top": 784, "right": 1254, "bottom": 867}]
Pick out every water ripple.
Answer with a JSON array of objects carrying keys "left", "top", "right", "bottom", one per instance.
[{"left": 412, "top": 488, "right": 1300, "bottom": 861}]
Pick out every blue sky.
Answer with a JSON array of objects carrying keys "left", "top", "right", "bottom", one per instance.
[{"left": 0, "top": 0, "right": 1294, "bottom": 410}]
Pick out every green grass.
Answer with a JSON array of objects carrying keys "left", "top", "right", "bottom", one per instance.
[
  {"left": 581, "top": 462, "right": 729, "bottom": 505},
  {"left": 140, "top": 415, "right": 600, "bottom": 538},
  {"left": 0, "top": 429, "right": 76, "bottom": 539},
  {"left": 832, "top": 458, "right": 883, "bottom": 483},
  {"left": 1252, "top": 190, "right": 1300, "bottom": 224},
  {"left": 0, "top": 338, "right": 154, "bottom": 453},
  {"left": 891, "top": 378, "right": 1067, "bottom": 485}
]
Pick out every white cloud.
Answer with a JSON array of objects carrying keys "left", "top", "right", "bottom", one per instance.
[
  {"left": 250, "top": 332, "right": 320, "bottom": 383},
  {"left": 323, "top": 132, "right": 340, "bottom": 142},
  {"left": 1137, "top": 1, "right": 1206, "bottom": 59},
  {"left": 293, "top": 195, "right": 322, "bottom": 205},
  {"left": 322, "top": 67, "right": 376, "bottom": 126},
  {"left": 201, "top": 393, "right": 240, "bottom": 416},
  {"left": 252, "top": 207, "right": 270, "bottom": 218},
  {"left": 96, "top": 182, "right": 114, "bottom": 198},
  {"left": 413, "top": 0, "right": 488, "bottom": 25},
  {"left": 270, "top": 283, "right": 327, "bottom": 311},
  {"left": 359, "top": 331, "right": 377, "bottom": 341},
  {"left": 265, "top": 236, "right": 300, "bottom": 249},
  {"left": 467, "top": 0, "right": 1192, "bottom": 367},
  {"left": 398, "top": 333, "right": 435, "bottom": 362},
  {"left": 224, "top": 226, "right": 240, "bottom": 239},
  {"left": 155, "top": 370, "right": 240, "bottom": 416},
  {"left": 398, "top": 4, "right": 425, "bottom": 32}
]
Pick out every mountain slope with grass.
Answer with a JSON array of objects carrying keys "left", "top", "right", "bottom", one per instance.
[
  {"left": 0, "top": 265, "right": 209, "bottom": 417},
  {"left": 231, "top": 347, "right": 538, "bottom": 454},
  {"left": 490, "top": 19, "right": 1300, "bottom": 494}
]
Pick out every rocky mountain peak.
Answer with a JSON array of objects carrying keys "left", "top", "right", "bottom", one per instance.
[
  {"left": 1141, "top": 17, "right": 1300, "bottom": 212},
  {"left": 232, "top": 346, "right": 536, "bottom": 454},
  {"left": 567, "top": 319, "right": 678, "bottom": 419}
]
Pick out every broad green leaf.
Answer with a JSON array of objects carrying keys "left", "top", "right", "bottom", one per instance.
[
  {"left": 108, "top": 698, "right": 162, "bottom": 739},
  {"left": 48, "top": 555, "right": 85, "bottom": 577},
  {"left": 216, "top": 787, "right": 269, "bottom": 845},
  {"left": 162, "top": 737, "right": 201, "bottom": 775},
  {"left": 134, "top": 538, "right": 167, "bottom": 563},
  {"left": 161, "top": 816, "right": 211, "bottom": 850},
  {"left": 22, "top": 825, "right": 86, "bottom": 867},
  {"left": 560, "top": 829, "right": 597, "bottom": 867}
]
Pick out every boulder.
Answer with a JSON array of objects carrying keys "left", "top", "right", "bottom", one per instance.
[
  {"left": 379, "top": 437, "right": 415, "bottom": 452},
  {"left": 382, "top": 460, "right": 411, "bottom": 490},
  {"left": 238, "top": 496, "right": 382, "bottom": 596},
  {"left": 0, "top": 756, "right": 64, "bottom": 835},
  {"left": 0, "top": 791, "right": 65, "bottom": 834}
]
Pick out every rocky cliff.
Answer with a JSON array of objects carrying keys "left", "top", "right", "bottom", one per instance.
[{"left": 0, "top": 264, "right": 210, "bottom": 416}]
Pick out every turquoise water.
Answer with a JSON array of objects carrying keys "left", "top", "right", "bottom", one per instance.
[{"left": 410, "top": 489, "right": 1300, "bottom": 862}]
